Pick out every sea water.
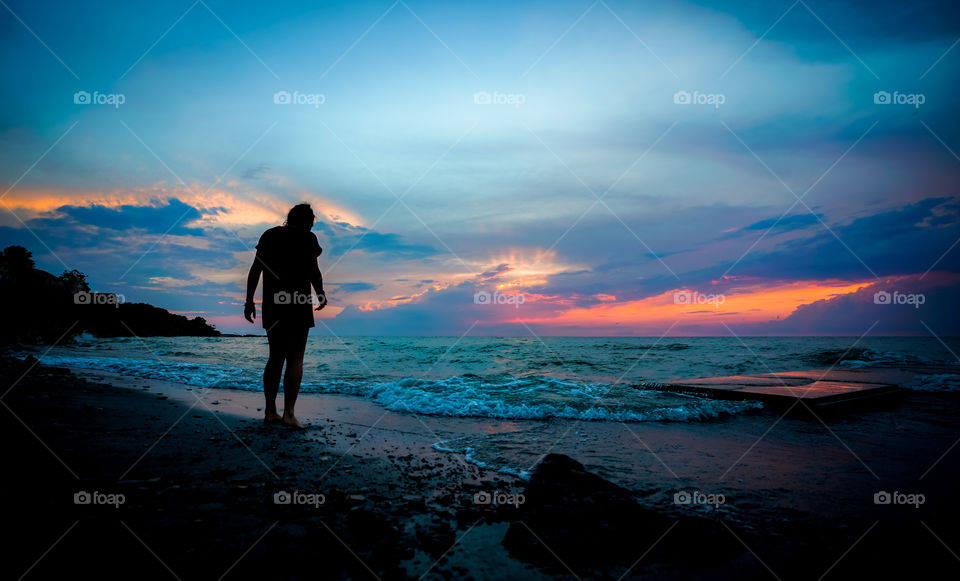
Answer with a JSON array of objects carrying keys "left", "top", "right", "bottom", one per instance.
[
  {"left": 26, "top": 334, "right": 960, "bottom": 482},
  {"left": 35, "top": 335, "right": 960, "bottom": 424}
]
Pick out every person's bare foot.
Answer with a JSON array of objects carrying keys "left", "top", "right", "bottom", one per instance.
[
  {"left": 281, "top": 414, "right": 307, "bottom": 430},
  {"left": 264, "top": 411, "right": 283, "bottom": 425}
]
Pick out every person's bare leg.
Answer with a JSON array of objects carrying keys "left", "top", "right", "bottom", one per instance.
[
  {"left": 263, "top": 332, "right": 284, "bottom": 424},
  {"left": 281, "top": 326, "right": 310, "bottom": 429}
]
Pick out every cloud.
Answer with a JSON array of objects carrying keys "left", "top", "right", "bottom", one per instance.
[
  {"left": 54, "top": 198, "right": 204, "bottom": 236},
  {"left": 3, "top": 1, "right": 959, "bottom": 336},
  {"left": 314, "top": 221, "right": 441, "bottom": 259},
  {"left": 330, "top": 282, "right": 378, "bottom": 293},
  {"left": 739, "top": 272, "right": 960, "bottom": 335},
  {"left": 479, "top": 263, "right": 512, "bottom": 279},
  {"left": 612, "top": 196, "right": 960, "bottom": 305},
  {"left": 327, "top": 281, "right": 477, "bottom": 335},
  {"left": 740, "top": 213, "right": 823, "bottom": 233},
  {"left": 241, "top": 163, "right": 271, "bottom": 181},
  {"left": 733, "top": 197, "right": 960, "bottom": 280}
]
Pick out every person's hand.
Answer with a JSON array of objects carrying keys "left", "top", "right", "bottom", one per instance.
[
  {"left": 315, "top": 292, "right": 327, "bottom": 311},
  {"left": 244, "top": 301, "right": 256, "bottom": 323}
]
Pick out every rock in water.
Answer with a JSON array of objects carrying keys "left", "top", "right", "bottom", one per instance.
[{"left": 502, "top": 454, "right": 741, "bottom": 572}]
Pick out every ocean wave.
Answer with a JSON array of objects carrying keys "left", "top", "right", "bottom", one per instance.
[
  {"left": 303, "top": 375, "right": 761, "bottom": 422},
  {"left": 905, "top": 374, "right": 960, "bottom": 392},
  {"left": 41, "top": 355, "right": 253, "bottom": 390},
  {"left": 39, "top": 355, "right": 760, "bottom": 422},
  {"left": 804, "top": 347, "right": 928, "bottom": 369},
  {"left": 804, "top": 348, "right": 874, "bottom": 366}
]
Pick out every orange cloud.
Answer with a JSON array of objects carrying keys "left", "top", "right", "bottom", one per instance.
[
  {"left": 518, "top": 279, "right": 873, "bottom": 328},
  {"left": 2, "top": 187, "right": 365, "bottom": 229}
]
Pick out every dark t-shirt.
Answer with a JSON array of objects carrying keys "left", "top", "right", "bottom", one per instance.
[{"left": 255, "top": 225, "right": 322, "bottom": 329}]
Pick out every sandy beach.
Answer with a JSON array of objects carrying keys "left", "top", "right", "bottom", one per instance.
[{"left": 2, "top": 355, "right": 959, "bottom": 580}]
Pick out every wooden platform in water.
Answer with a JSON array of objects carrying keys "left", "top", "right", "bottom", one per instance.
[{"left": 642, "top": 368, "right": 906, "bottom": 411}]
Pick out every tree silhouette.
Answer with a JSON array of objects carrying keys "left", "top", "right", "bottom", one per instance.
[
  {"left": 59, "top": 269, "right": 90, "bottom": 293},
  {"left": 1, "top": 245, "right": 219, "bottom": 343},
  {"left": 0, "top": 245, "right": 36, "bottom": 278}
]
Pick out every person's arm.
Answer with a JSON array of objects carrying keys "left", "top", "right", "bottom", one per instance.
[
  {"left": 311, "top": 259, "right": 326, "bottom": 311},
  {"left": 310, "top": 235, "right": 326, "bottom": 311},
  {"left": 244, "top": 256, "right": 263, "bottom": 322}
]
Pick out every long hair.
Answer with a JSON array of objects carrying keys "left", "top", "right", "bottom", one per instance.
[{"left": 285, "top": 203, "right": 315, "bottom": 231}]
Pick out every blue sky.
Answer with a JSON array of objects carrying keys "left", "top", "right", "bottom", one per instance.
[{"left": 1, "top": 0, "right": 958, "bottom": 335}]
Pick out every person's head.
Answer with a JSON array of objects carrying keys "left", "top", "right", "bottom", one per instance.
[{"left": 285, "top": 203, "right": 315, "bottom": 231}]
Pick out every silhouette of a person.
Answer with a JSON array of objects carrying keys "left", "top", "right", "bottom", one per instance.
[{"left": 244, "top": 203, "right": 326, "bottom": 429}]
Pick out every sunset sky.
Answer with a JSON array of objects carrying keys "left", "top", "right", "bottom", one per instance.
[{"left": 1, "top": 0, "right": 958, "bottom": 335}]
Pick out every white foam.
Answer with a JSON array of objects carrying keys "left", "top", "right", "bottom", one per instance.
[
  {"left": 309, "top": 375, "right": 763, "bottom": 422},
  {"left": 41, "top": 355, "right": 252, "bottom": 390},
  {"left": 41, "top": 355, "right": 761, "bottom": 422},
  {"left": 432, "top": 441, "right": 532, "bottom": 480}
]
